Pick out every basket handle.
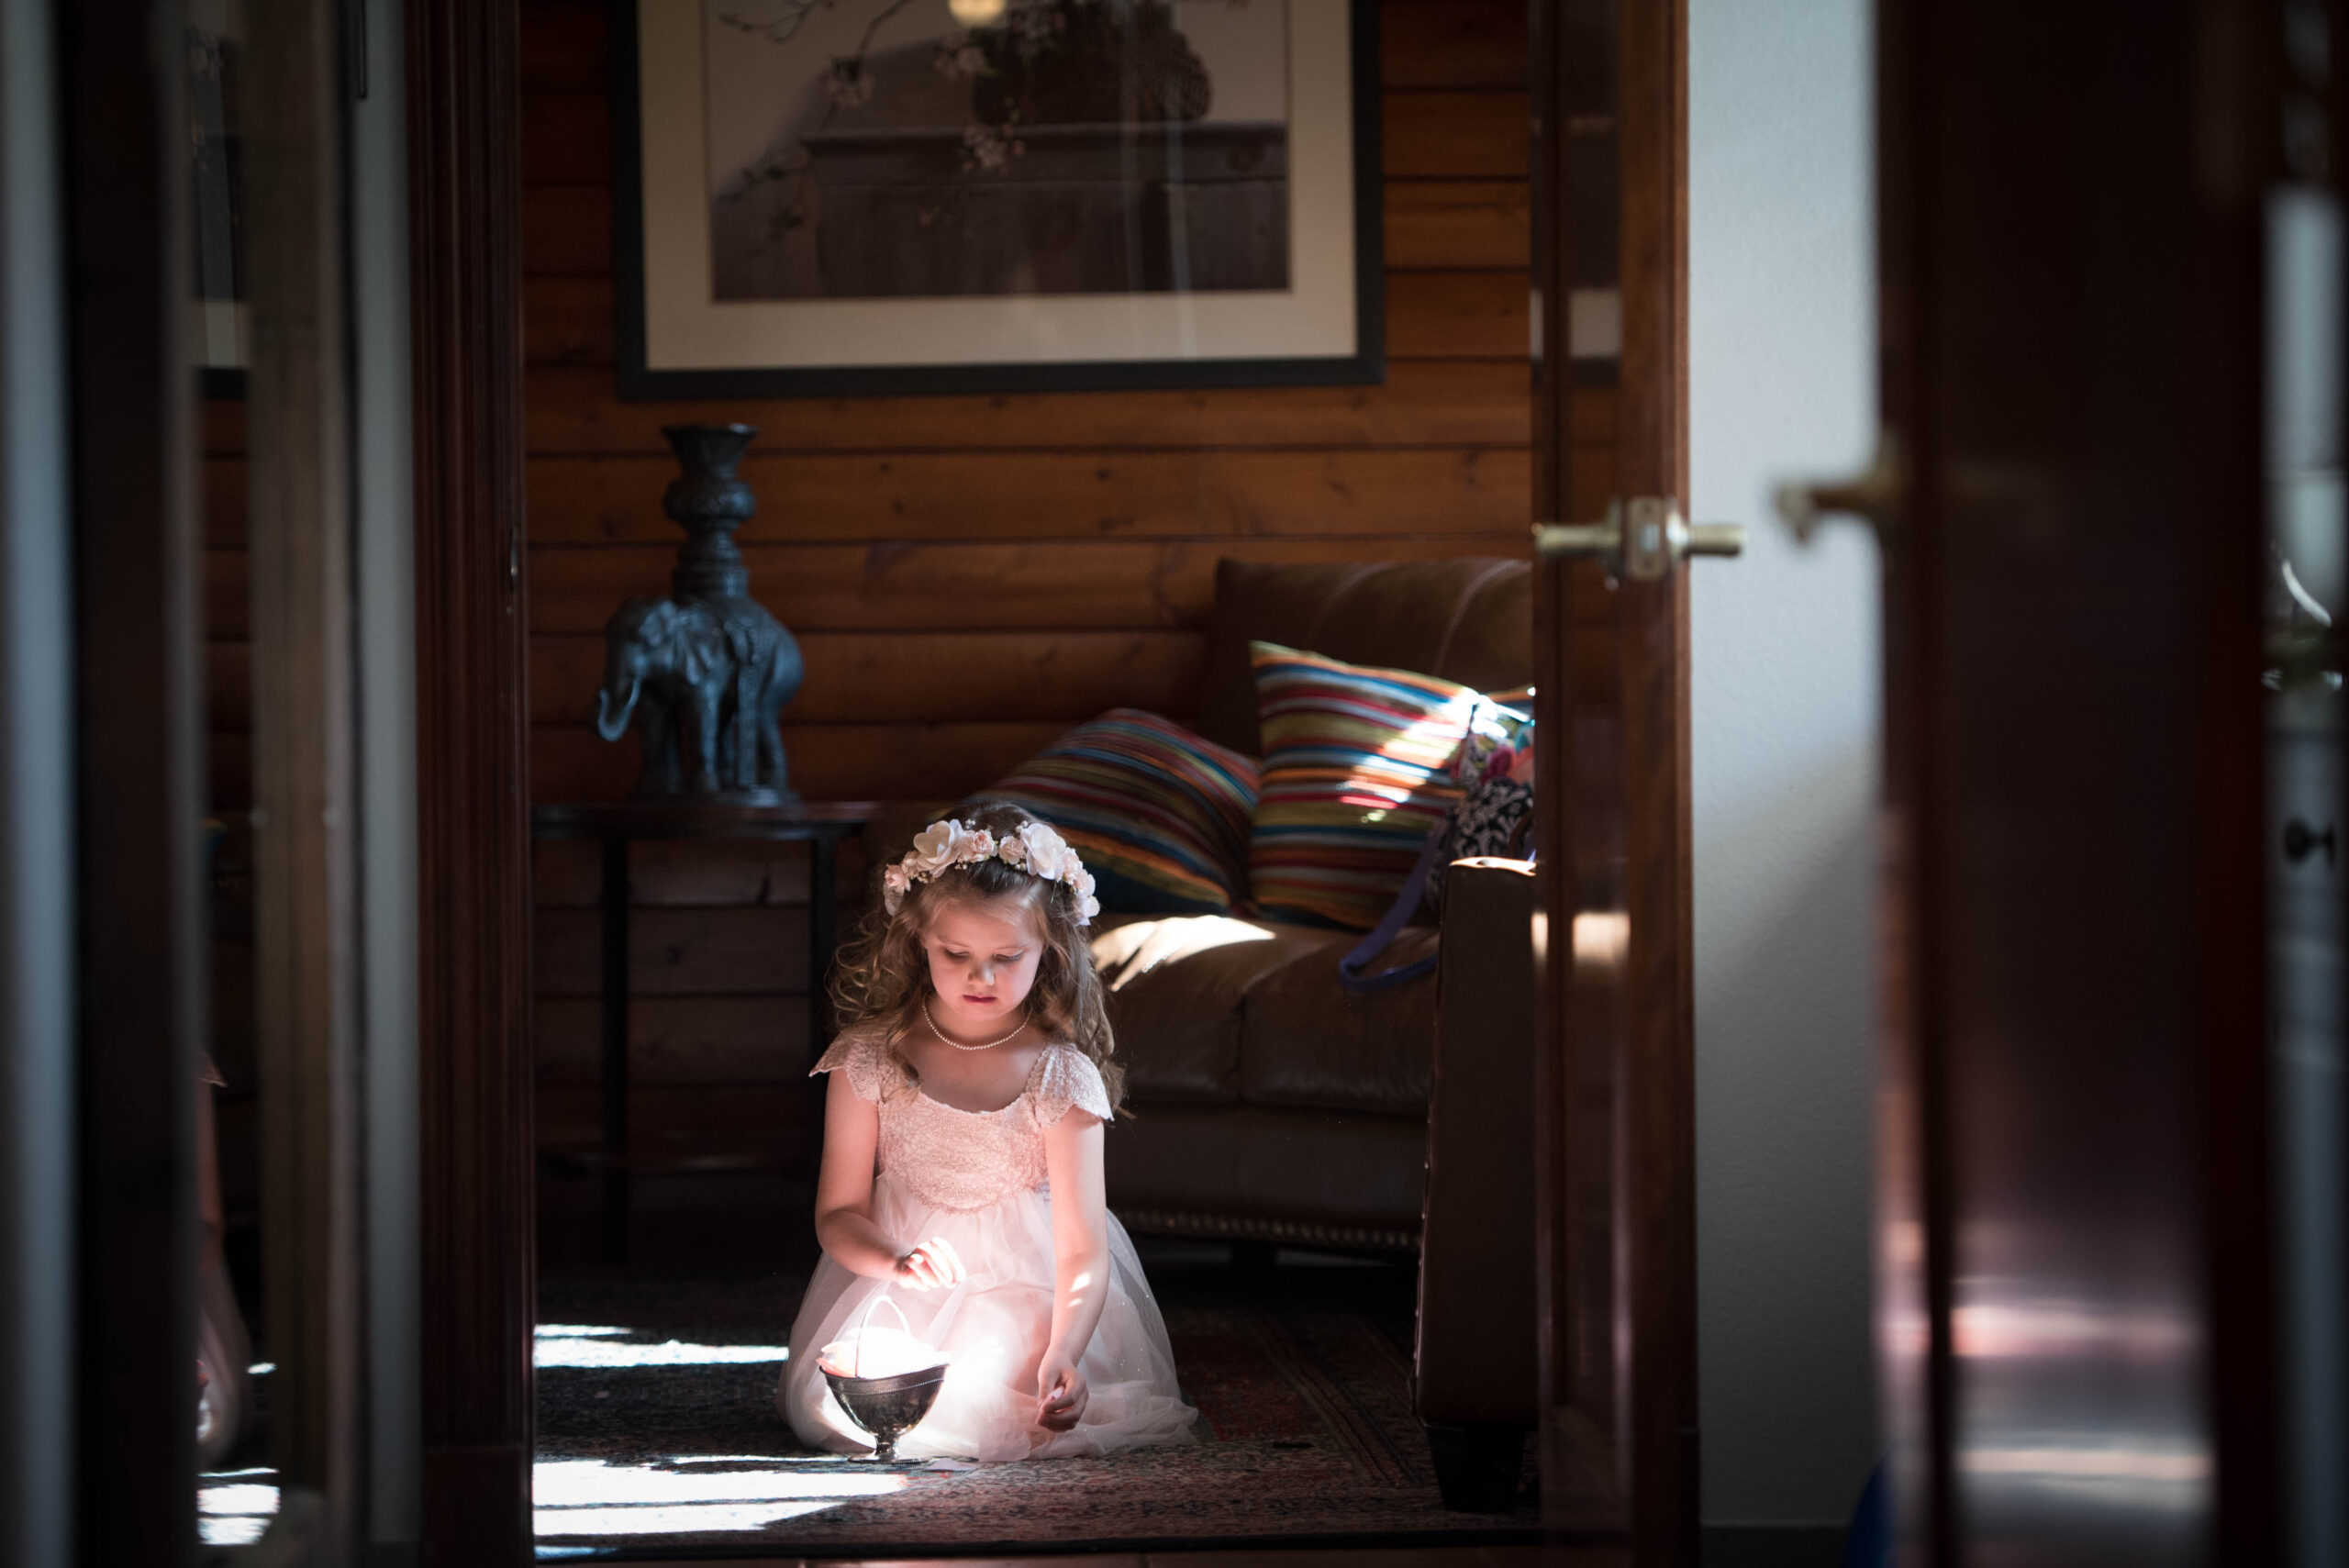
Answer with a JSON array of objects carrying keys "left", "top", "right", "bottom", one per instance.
[{"left": 851, "top": 1290, "right": 916, "bottom": 1378}]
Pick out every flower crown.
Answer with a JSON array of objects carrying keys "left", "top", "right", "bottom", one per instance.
[{"left": 883, "top": 817, "right": 1100, "bottom": 926}]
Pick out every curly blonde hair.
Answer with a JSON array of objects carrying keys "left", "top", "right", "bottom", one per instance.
[{"left": 829, "top": 801, "right": 1124, "bottom": 1113}]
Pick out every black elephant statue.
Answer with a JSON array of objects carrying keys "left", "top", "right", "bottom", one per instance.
[{"left": 594, "top": 595, "right": 804, "bottom": 800}]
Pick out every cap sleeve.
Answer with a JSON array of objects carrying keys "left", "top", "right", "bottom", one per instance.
[
  {"left": 810, "top": 1027, "right": 897, "bottom": 1103},
  {"left": 1032, "top": 1045, "right": 1114, "bottom": 1126}
]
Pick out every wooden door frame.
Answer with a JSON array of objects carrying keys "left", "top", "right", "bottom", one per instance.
[
  {"left": 1610, "top": 6, "right": 1699, "bottom": 1551},
  {"left": 408, "top": 0, "right": 538, "bottom": 1561}
]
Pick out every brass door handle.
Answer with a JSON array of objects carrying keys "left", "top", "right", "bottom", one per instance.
[
  {"left": 1532, "top": 496, "right": 1745, "bottom": 583},
  {"left": 1776, "top": 433, "right": 1904, "bottom": 544}
]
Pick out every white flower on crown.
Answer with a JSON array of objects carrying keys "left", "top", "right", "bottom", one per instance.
[
  {"left": 1067, "top": 863, "right": 1100, "bottom": 922},
  {"left": 905, "top": 818, "right": 993, "bottom": 880},
  {"left": 1016, "top": 820, "right": 1071, "bottom": 881},
  {"left": 881, "top": 815, "right": 1097, "bottom": 924},
  {"left": 903, "top": 820, "right": 960, "bottom": 877}
]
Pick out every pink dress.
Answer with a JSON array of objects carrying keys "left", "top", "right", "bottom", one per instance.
[{"left": 778, "top": 1024, "right": 1198, "bottom": 1461}]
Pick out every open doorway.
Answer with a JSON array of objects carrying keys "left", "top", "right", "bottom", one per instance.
[{"left": 514, "top": 0, "right": 1550, "bottom": 1552}]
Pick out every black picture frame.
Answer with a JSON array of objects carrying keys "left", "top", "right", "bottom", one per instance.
[{"left": 609, "top": 0, "right": 1386, "bottom": 401}]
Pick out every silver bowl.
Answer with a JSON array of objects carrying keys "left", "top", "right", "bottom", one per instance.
[{"left": 820, "top": 1360, "right": 949, "bottom": 1462}]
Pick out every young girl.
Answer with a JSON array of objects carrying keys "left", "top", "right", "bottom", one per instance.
[{"left": 778, "top": 803, "right": 1198, "bottom": 1461}]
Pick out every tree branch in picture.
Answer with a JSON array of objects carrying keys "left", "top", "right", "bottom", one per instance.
[
  {"left": 714, "top": 0, "right": 989, "bottom": 261},
  {"left": 715, "top": 0, "right": 846, "bottom": 48},
  {"left": 713, "top": 0, "right": 1219, "bottom": 266}
]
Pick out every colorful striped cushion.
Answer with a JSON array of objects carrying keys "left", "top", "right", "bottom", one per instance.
[
  {"left": 1246, "top": 642, "right": 1489, "bottom": 929},
  {"left": 969, "top": 709, "right": 1261, "bottom": 916}
]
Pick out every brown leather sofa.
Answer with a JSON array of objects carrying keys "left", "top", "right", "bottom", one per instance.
[
  {"left": 1102, "top": 849, "right": 1542, "bottom": 1512},
  {"left": 1092, "top": 555, "right": 1533, "bottom": 1251},
  {"left": 857, "top": 554, "right": 1542, "bottom": 1506}
]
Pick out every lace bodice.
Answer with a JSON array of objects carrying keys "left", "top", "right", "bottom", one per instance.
[{"left": 812, "top": 1025, "right": 1114, "bottom": 1213}]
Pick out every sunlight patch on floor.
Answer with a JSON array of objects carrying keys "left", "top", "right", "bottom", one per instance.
[
  {"left": 198, "top": 1474, "right": 279, "bottom": 1547},
  {"left": 533, "top": 1336, "right": 791, "bottom": 1368},
  {"left": 535, "top": 1499, "right": 842, "bottom": 1537},
  {"left": 530, "top": 1457, "right": 907, "bottom": 1540}
]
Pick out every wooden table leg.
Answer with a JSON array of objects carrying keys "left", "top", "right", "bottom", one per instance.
[{"left": 600, "top": 833, "right": 630, "bottom": 1264}]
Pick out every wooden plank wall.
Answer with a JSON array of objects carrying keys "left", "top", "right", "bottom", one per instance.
[
  {"left": 206, "top": 399, "right": 252, "bottom": 810},
  {"left": 515, "top": 0, "right": 1551, "bottom": 1213},
  {"left": 201, "top": 399, "right": 262, "bottom": 1244},
  {"left": 518, "top": 0, "right": 1540, "bottom": 807}
]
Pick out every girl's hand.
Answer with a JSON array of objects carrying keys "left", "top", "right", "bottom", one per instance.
[
  {"left": 1035, "top": 1352, "right": 1088, "bottom": 1431},
  {"left": 892, "top": 1236, "right": 966, "bottom": 1292}
]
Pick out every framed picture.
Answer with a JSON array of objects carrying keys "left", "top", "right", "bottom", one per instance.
[{"left": 612, "top": 0, "right": 1384, "bottom": 398}]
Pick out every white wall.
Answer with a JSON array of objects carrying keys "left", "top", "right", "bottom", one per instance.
[{"left": 1689, "top": 0, "right": 1882, "bottom": 1533}]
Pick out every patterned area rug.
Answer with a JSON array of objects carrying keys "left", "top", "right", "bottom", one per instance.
[{"left": 533, "top": 1257, "right": 1538, "bottom": 1556}]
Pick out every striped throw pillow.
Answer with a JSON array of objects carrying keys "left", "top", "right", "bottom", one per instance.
[
  {"left": 1247, "top": 642, "right": 1487, "bottom": 929},
  {"left": 970, "top": 709, "right": 1261, "bottom": 916}
]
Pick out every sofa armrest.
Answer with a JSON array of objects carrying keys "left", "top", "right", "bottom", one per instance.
[{"left": 1415, "top": 856, "right": 1540, "bottom": 1426}]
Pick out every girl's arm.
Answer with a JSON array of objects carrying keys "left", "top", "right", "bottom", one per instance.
[
  {"left": 811, "top": 1072, "right": 963, "bottom": 1289},
  {"left": 1036, "top": 1106, "right": 1110, "bottom": 1429}
]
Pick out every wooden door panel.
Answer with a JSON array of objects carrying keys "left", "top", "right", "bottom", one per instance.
[
  {"left": 412, "top": 0, "right": 539, "bottom": 1560},
  {"left": 1873, "top": 0, "right": 2282, "bottom": 1562},
  {"left": 1532, "top": 0, "right": 1699, "bottom": 1558}
]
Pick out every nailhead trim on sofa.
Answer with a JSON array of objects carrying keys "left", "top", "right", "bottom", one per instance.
[{"left": 1113, "top": 1207, "right": 1419, "bottom": 1253}]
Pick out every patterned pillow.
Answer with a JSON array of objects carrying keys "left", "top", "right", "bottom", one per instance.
[
  {"left": 1246, "top": 642, "right": 1493, "bottom": 929},
  {"left": 969, "top": 709, "right": 1260, "bottom": 916},
  {"left": 1426, "top": 706, "right": 1536, "bottom": 915}
]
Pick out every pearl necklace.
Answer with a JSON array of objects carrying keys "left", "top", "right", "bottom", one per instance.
[{"left": 922, "top": 997, "right": 1028, "bottom": 1051}]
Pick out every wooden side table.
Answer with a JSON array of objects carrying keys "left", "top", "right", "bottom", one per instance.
[{"left": 530, "top": 800, "right": 881, "bottom": 1262}]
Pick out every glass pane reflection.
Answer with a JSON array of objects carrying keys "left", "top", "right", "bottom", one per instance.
[{"left": 2265, "top": 182, "right": 2347, "bottom": 1568}]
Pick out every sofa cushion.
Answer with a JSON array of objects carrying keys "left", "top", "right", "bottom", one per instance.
[
  {"left": 1198, "top": 556, "right": 1533, "bottom": 757},
  {"left": 1247, "top": 642, "right": 1481, "bottom": 929},
  {"left": 1240, "top": 924, "right": 1442, "bottom": 1116},
  {"left": 1091, "top": 914, "right": 1345, "bottom": 1104},
  {"left": 970, "top": 709, "right": 1260, "bottom": 915},
  {"left": 1104, "top": 1103, "right": 1431, "bottom": 1240}
]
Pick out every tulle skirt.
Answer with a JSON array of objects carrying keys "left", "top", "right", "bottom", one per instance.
[{"left": 779, "top": 1173, "right": 1199, "bottom": 1462}]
